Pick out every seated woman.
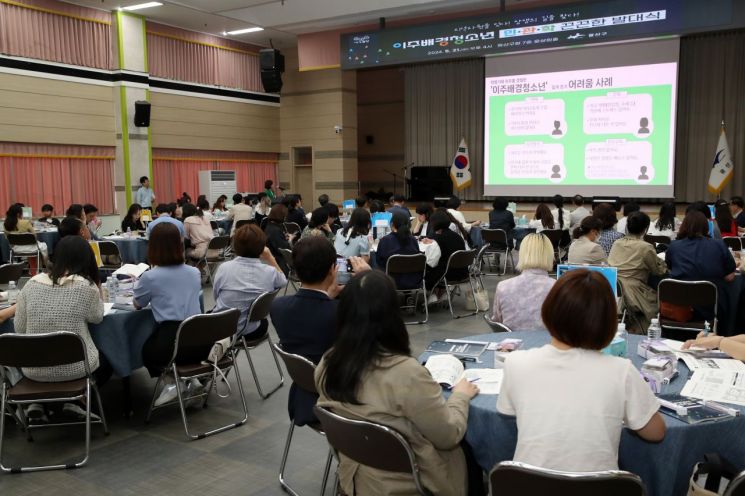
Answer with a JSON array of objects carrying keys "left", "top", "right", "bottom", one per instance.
[
  {"left": 413, "top": 202, "right": 434, "bottom": 238},
  {"left": 286, "top": 195, "right": 308, "bottom": 230},
  {"left": 182, "top": 203, "right": 215, "bottom": 263},
  {"left": 528, "top": 203, "right": 555, "bottom": 233},
  {"left": 213, "top": 225, "right": 287, "bottom": 338},
  {"left": 4, "top": 204, "right": 49, "bottom": 267},
  {"left": 550, "top": 195, "right": 570, "bottom": 231},
  {"left": 609, "top": 212, "right": 668, "bottom": 332},
  {"left": 211, "top": 195, "right": 227, "bottom": 214},
  {"left": 315, "top": 270, "right": 480, "bottom": 496},
  {"left": 446, "top": 195, "right": 480, "bottom": 233},
  {"left": 567, "top": 216, "right": 607, "bottom": 265},
  {"left": 647, "top": 201, "right": 680, "bottom": 239},
  {"left": 665, "top": 211, "right": 737, "bottom": 333},
  {"left": 376, "top": 211, "right": 422, "bottom": 289},
  {"left": 121, "top": 203, "right": 146, "bottom": 232},
  {"left": 134, "top": 223, "right": 203, "bottom": 405},
  {"left": 490, "top": 233, "right": 555, "bottom": 332},
  {"left": 422, "top": 210, "right": 467, "bottom": 302},
  {"left": 15, "top": 235, "right": 108, "bottom": 421},
  {"left": 301, "top": 207, "right": 335, "bottom": 242},
  {"left": 334, "top": 208, "right": 371, "bottom": 262},
  {"left": 715, "top": 200, "right": 738, "bottom": 237},
  {"left": 594, "top": 203, "right": 625, "bottom": 256},
  {"left": 497, "top": 269, "right": 665, "bottom": 472},
  {"left": 488, "top": 197, "right": 515, "bottom": 249},
  {"left": 683, "top": 332, "right": 745, "bottom": 360},
  {"left": 324, "top": 203, "right": 343, "bottom": 233},
  {"left": 263, "top": 203, "right": 292, "bottom": 275}
]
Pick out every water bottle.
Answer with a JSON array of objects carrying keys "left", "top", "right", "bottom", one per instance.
[
  {"left": 126, "top": 226, "right": 132, "bottom": 238},
  {"left": 616, "top": 322, "right": 628, "bottom": 357},
  {"left": 647, "top": 318, "right": 662, "bottom": 341},
  {"left": 7, "top": 281, "right": 18, "bottom": 305},
  {"left": 520, "top": 214, "right": 527, "bottom": 226},
  {"left": 108, "top": 277, "right": 118, "bottom": 303}
]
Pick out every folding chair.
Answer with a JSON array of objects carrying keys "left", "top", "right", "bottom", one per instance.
[
  {"left": 724, "top": 470, "right": 745, "bottom": 496},
  {"left": 209, "top": 220, "right": 219, "bottom": 232},
  {"left": 272, "top": 344, "right": 333, "bottom": 496},
  {"left": 144, "top": 309, "right": 248, "bottom": 440},
  {"left": 385, "top": 254, "right": 428, "bottom": 325},
  {"left": 488, "top": 461, "right": 646, "bottom": 496},
  {"left": 541, "top": 229, "right": 564, "bottom": 264},
  {"left": 0, "top": 332, "right": 109, "bottom": 472},
  {"left": 233, "top": 289, "right": 284, "bottom": 399},
  {"left": 723, "top": 236, "right": 743, "bottom": 252},
  {"left": 484, "top": 314, "right": 512, "bottom": 333},
  {"left": 0, "top": 263, "right": 24, "bottom": 285},
  {"left": 657, "top": 279, "right": 718, "bottom": 340},
  {"left": 6, "top": 233, "right": 41, "bottom": 274},
  {"left": 97, "top": 240, "right": 123, "bottom": 275},
  {"left": 284, "top": 222, "right": 302, "bottom": 239},
  {"left": 477, "top": 229, "right": 515, "bottom": 276},
  {"left": 644, "top": 234, "right": 672, "bottom": 247},
  {"left": 234, "top": 219, "right": 254, "bottom": 230},
  {"left": 279, "top": 248, "right": 300, "bottom": 295},
  {"left": 202, "top": 235, "right": 231, "bottom": 282},
  {"left": 432, "top": 249, "right": 479, "bottom": 319},
  {"left": 314, "top": 405, "right": 434, "bottom": 496}
]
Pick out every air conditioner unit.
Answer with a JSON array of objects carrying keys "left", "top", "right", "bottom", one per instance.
[{"left": 198, "top": 170, "right": 236, "bottom": 204}]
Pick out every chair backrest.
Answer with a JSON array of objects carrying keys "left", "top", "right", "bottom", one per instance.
[
  {"left": 722, "top": 236, "right": 743, "bottom": 252},
  {"left": 284, "top": 222, "right": 301, "bottom": 235},
  {"left": 6, "top": 232, "right": 37, "bottom": 246},
  {"left": 386, "top": 253, "right": 427, "bottom": 276},
  {"left": 210, "top": 220, "right": 219, "bottom": 231},
  {"left": 0, "top": 332, "right": 88, "bottom": 370},
  {"left": 658, "top": 279, "right": 718, "bottom": 311},
  {"left": 488, "top": 461, "right": 646, "bottom": 496},
  {"left": 272, "top": 343, "right": 317, "bottom": 393},
  {"left": 314, "top": 406, "right": 429, "bottom": 494},
  {"left": 97, "top": 240, "right": 121, "bottom": 257},
  {"left": 279, "top": 247, "right": 294, "bottom": 269},
  {"left": 246, "top": 288, "right": 281, "bottom": 323},
  {"left": 644, "top": 234, "right": 672, "bottom": 246},
  {"left": 724, "top": 470, "right": 745, "bottom": 496},
  {"left": 481, "top": 228, "right": 507, "bottom": 245},
  {"left": 445, "top": 249, "right": 477, "bottom": 271},
  {"left": 541, "top": 229, "right": 562, "bottom": 249},
  {"left": 172, "top": 309, "right": 240, "bottom": 362},
  {"left": 207, "top": 235, "right": 231, "bottom": 251},
  {"left": 0, "top": 262, "right": 25, "bottom": 284},
  {"left": 260, "top": 217, "right": 268, "bottom": 230},
  {"left": 234, "top": 219, "right": 254, "bottom": 230},
  {"left": 484, "top": 314, "right": 513, "bottom": 333}
]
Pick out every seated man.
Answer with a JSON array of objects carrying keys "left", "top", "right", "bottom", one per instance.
[
  {"left": 227, "top": 193, "right": 254, "bottom": 234},
  {"left": 39, "top": 204, "right": 60, "bottom": 227},
  {"left": 146, "top": 203, "right": 185, "bottom": 238}
]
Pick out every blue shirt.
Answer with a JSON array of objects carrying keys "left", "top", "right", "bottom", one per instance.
[
  {"left": 334, "top": 230, "right": 370, "bottom": 258},
  {"left": 146, "top": 214, "right": 185, "bottom": 238},
  {"left": 212, "top": 257, "right": 287, "bottom": 335},
  {"left": 387, "top": 205, "right": 410, "bottom": 219},
  {"left": 134, "top": 265, "right": 201, "bottom": 323},
  {"left": 665, "top": 237, "right": 735, "bottom": 282},
  {"left": 135, "top": 187, "right": 155, "bottom": 209}
]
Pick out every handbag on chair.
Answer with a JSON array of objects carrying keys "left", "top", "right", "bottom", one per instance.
[{"left": 688, "top": 453, "right": 740, "bottom": 495}]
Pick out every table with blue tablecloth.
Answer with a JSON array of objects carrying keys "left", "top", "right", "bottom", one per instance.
[
  {"left": 102, "top": 236, "right": 149, "bottom": 264},
  {"left": 0, "top": 231, "right": 60, "bottom": 263},
  {"left": 420, "top": 331, "right": 745, "bottom": 496}
]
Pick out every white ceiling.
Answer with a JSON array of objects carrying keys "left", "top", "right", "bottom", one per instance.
[{"left": 63, "top": 0, "right": 575, "bottom": 48}]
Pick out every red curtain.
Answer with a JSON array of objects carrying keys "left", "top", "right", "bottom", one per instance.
[
  {"left": 152, "top": 149, "right": 278, "bottom": 203},
  {"left": 0, "top": 143, "right": 115, "bottom": 215},
  {"left": 0, "top": 0, "right": 113, "bottom": 69}
]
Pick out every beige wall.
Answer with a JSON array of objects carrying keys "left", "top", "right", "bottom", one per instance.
[
  {"left": 149, "top": 92, "right": 279, "bottom": 153},
  {"left": 356, "top": 68, "right": 405, "bottom": 195},
  {"left": 279, "top": 48, "right": 358, "bottom": 205},
  {"left": 0, "top": 73, "right": 115, "bottom": 146}
]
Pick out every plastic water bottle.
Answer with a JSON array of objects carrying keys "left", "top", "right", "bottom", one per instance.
[
  {"left": 647, "top": 318, "right": 662, "bottom": 341},
  {"left": 107, "top": 277, "right": 118, "bottom": 303},
  {"left": 126, "top": 226, "right": 132, "bottom": 238},
  {"left": 520, "top": 214, "right": 527, "bottom": 226},
  {"left": 616, "top": 322, "right": 628, "bottom": 357},
  {"left": 7, "top": 281, "right": 18, "bottom": 305}
]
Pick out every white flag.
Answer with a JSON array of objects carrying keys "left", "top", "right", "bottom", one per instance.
[
  {"left": 708, "top": 127, "right": 734, "bottom": 195},
  {"left": 450, "top": 138, "right": 472, "bottom": 190}
]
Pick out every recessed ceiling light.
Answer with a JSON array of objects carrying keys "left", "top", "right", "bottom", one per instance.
[
  {"left": 121, "top": 2, "right": 163, "bottom": 11},
  {"left": 225, "top": 27, "right": 264, "bottom": 35}
]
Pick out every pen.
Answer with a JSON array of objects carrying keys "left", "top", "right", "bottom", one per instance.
[{"left": 468, "top": 378, "right": 480, "bottom": 383}]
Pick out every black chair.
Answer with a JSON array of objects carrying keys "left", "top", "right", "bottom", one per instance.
[
  {"left": 272, "top": 344, "right": 333, "bottom": 496},
  {"left": 0, "top": 332, "right": 109, "bottom": 472},
  {"left": 723, "top": 236, "right": 743, "bottom": 252},
  {"left": 484, "top": 314, "right": 512, "bottom": 333},
  {"left": 234, "top": 219, "right": 254, "bottom": 230},
  {"left": 314, "top": 405, "right": 433, "bottom": 496},
  {"left": 385, "top": 254, "right": 428, "bottom": 325},
  {"left": 279, "top": 248, "right": 299, "bottom": 295},
  {"left": 202, "top": 235, "right": 231, "bottom": 282},
  {"left": 233, "top": 289, "right": 284, "bottom": 399},
  {"left": 284, "top": 222, "right": 301, "bottom": 237},
  {"left": 644, "top": 234, "right": 672, "bottom": 247},
  {"left": 97, "top": 240, "right": 123, "bottom": 274},
  {"left": 541, "top": 229, "right": 564, "bottom": 264},
  {"left": 6, "top": 233, "right": 41, "bottom": 274},
  {"left": 0, "top": 263, "right": 24, "bottom": 285},
  {"left": 432, "top": 249, "right": 480, "bottom": 319},
  {"left": 488, "top": 461, "right": 645, "bottom": 496},
  {"left": 477, "top": 229, "right": 515, "bottom": 276},
  {"left": 144, "top": 309, "right": 248, "bottom": 440},
  {"left": 657, "top": 279, "right": 718, "bottom": 340}
]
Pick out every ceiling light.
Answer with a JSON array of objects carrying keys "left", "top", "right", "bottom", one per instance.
[
  {"left": 121, "top": 2, "right": 163, "bottom": 11},
  {"left": 225, "top": 27, "right": 264, "bottom": 35}
]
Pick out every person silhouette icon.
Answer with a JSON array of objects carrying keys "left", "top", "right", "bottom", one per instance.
[
  {"left": 551, "top": 120, "right": 563, "bottom": 136},
  {"left": 638, "top": 117, "right": 650, "bottom": 134},
  {"left": 638, "top": 166, "right": 650, "bottom": 181},
  {"left": 551, "top": 164, "right": 562, "bottom": 179}
]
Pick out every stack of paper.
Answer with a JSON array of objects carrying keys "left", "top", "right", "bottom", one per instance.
[
  {"left": 113, "top": 263, "right": 149, "bottom": 279},
  {"left": 681, "top": 369, "right": 745, "bottom": 407}
]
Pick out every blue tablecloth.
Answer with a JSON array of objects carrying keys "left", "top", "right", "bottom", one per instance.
[
  {"left": 512, "top": 226, "right": 535, "bottom": 250},
  {"left": 104, "top": 237, "right": 149, "bottom": 264},
  {"left": 216, "top": 219, "right": 232, "bottom": 234},
  {"left": 0, "top": 231, "right": 60, "bottom": 262},
  {"left": 420, "top": 331, "right": 745, "bottom": 496}
]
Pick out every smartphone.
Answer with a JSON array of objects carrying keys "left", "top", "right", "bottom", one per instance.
[{"left": 336, "top": 257, "right": 352, "bottom": 285}]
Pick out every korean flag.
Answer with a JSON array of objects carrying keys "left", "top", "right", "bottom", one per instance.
[
  {"left": 707, "top": 126, "right": 734, "bottom": 195},
  {"left": 450, "top": 138, "right": 472, "bottom": 191}
]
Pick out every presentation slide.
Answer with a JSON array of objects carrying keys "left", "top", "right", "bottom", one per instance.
[{"left": 483, "top": 40, "right": 679, "bottom": 198}]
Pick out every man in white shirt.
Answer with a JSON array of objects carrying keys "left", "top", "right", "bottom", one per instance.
[
  {"left": 616, "top": 202, "right": 640, "bottom": 234},
  {"left": 227, "top": 193, "right": 254, "bottom": 234},
  {"left": 569, "top": 195, "right": 590, "bottom": 229},
  {"left": 135, "top": 176, "right": 155, "bottom": 210}
]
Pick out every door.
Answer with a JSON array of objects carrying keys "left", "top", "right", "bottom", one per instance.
[{"left": 294, "top": 167, "right": 313, "bottom": 207}]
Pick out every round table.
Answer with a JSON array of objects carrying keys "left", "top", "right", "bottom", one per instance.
[
  {"left": 0, "top": 230, "right": 60, "bottom": 263},
  {"left": 102, "top": 236, "right": 149, "bottom": 264},
  {"left": 420, "top": 331, "right": 745, "bottom": 496}
]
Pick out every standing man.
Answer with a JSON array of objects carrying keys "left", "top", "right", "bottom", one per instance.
[
  {"left": 135, "top": 176, "right": 156, "bottom": 210},
  {"left": 264, "top": 179, "right": 276, "bottom": 201}
]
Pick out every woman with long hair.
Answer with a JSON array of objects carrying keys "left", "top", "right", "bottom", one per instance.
[
  {"left": 301, "top": 207, "right": 334, "bottom": 241},
  {"left": 183, "top": 202, "right": 214, "bottom": 262},
  {"left": 4, "top": 204, "right": 49, "bottom": 267},
  {"left": 422, "top": 209, "right": 468, "bottom": 301},
  {"left": 648, "top": 201, "right": 680, "bottom": 238},
  {"left": 551, "top": 195, "right": 569, "bottom": 230},
  {"left": 528, "top": 203, "right": 555, "bottom": 232},
  {"left": 376, "top": 211, "right": 422, "bottom": 289},
  {"left": 121, "top": 203, "right": 145, "bottom": 232},
  {"left": 263, "top": 203, "right": 291, "bottom": 275},
  {"left": 414, "top": 202, "right": 434, "bottom": 238},
  {"left": 212, "top": 195, "right": 227, "bottom": 213},
  {"left": 715, "top": 200, "right": 738, "bottom": 237},
  {"left": 334, "top": 207, "right": 371, "bottom": 261},
  {"left": 315, "top": 270, "right": 480, "bottom": 495}
]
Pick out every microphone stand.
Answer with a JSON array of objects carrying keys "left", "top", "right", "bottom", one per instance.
[{"left": 402, "top": 162, "right": 415, "bottom": 200}]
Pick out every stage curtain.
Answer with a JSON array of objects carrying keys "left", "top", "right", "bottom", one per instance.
[
  {"left": 404, "top": 58, "right": 484, "bottom": 201},
  {"left": 0, "top": 0, "right": 112, "bottom": 69},
  {"left": 0, "top": 142, "right": 115, "bottom": 214},
  {"left": 675, "top": 30, "right": 745, "bottom": 202},
  {"left": 147, "top": 22, "right": 263, "bottom": 92},
  {"left": 152, "top": 149, "right": 278, "bottom": 203}
]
